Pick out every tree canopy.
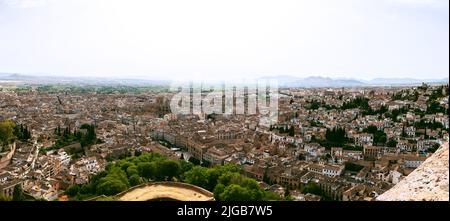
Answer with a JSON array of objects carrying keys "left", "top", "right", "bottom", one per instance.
[
  {"left": 65, "top": 152, "right": 285, "bottom": 201},
  {"left": 0, "top": 120, "right": 15, "bottom": 146}
]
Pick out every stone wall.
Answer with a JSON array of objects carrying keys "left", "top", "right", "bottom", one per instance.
[
  {"left": 377, "top": 142, "right": 449, "bottom": 201},
  {"left": 0, "top": 142, "right": 16, "bottom": 170}
]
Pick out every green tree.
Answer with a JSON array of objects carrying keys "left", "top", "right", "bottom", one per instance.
[
  {"left": 64, "top": 152, "right": 288, "bottom": 201},
  {"left": 188, "top": 157, "right": 201, "bottom": 165},
  {"left": 126, "top": 165, "right": 139, "bottom": 177},
  {"left": 12, "top": 185, "right": 25, "bottom": 201},
  {"left": 344, "top": 162, "right": 364, "bottom": 172},
  {"left": 137, "top": 162, "right": 156, "bottom": 180},
  {"left": 200, "top": 160, "right": 211, "bottom": 168},
  {"left": 179, "top": 160, "right": 194, "bottom": 174},
  {"left": 65, "top": 184, "right": 81, "bottom": 196},
  {"left": 324, "top": 127, "right": 348, "bottom": 146},
  {"left": 129, "top": 174, "right": 143, "bottom": 186},
  {"left": 288, "top": 126, "right": 295, "bottom": 137},
  {"left": 341, "top": 97, "right": 370, "bottom": 110},
  {"left": 159, "top": 160, "right": 181, "bottom": 180},
  {"left": 0, "top": 120, "right": 15, "bottom": 145},
  {"left": 218, "top": 172, "right": 243, "bottom": 187},
  {"left": 365, "top": 125, "right": 378, "bottom": 134},
  {"left": 206, "top": 168, "right": 222, "bottom": 191},
  {"left": 119, "top": 161, "right": 134, "bottom": 171},
  {"left": 213, "top": 183, "right": 226, "bottom": 200},
  {"left": 262, "top": 168, "right": 271, "bottom": 185},
  {"left": 95, "top": 167, "right": 130, "bottom": 196},
  {"left": 183, "top": 166, "right": 210, "bottom": 189},
  {"left": 387, "top": 139, "right": 397, "bottom": 147},
  {"left": 219, "top": 184, "right": 252, "bottom": 201},
  {"left": 14, "top": 124, "right": 32, "bottom": 142},
  {"left": 96, "top": 178, "right": 128, "bottom": 196},
  {"left": 241, "top": 178, "right": 264, "bottom": 201},
  {"left": 302, "top": 182, "right": 322, "bottom": 196}
]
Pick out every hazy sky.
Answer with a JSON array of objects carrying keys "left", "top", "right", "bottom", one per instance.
[{"left": 0, "top": 0, "right": 448, "bottom": 81}]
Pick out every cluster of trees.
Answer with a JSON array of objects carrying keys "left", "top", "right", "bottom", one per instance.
[
  {"left": 0, "top": 120, "right": 15, "bottom": 146},
  {"left": 301, "top": 182, "right": 334, "bottom": 201},
  {"left": 362, "top": 105, "right": 388, "bottom": 116},
  {"left": 78, "top": 124, "right": 99, "bottom": 147},
  {"left": 428, "top": 85, "right": 448, "bottom": 101},
  {"left": 12, "top": 185, "right": 25, "bottom": 201},
  {"left": 387, "top": 139, "right": 398, "bottom": 148},
  {"left": 425, "top": 86, "right": 448, "bottom": 115},
  {"left": 341, "top": 97, "right": 370, "bottom": 110},
  {"left": 304, "top": 100, "right": 337, "bottom": 111},
  {"left": 413, "top": 108, "right": 426, "bottom": 117},
  {"left": 426, "top": 101, "right": 447, "bottom": 114},
  {"left": 0, "top": 185, "right": 27, "bottom": 201},
  {"left": 385, "top": 107, "right": 409, "bottom": 122},
  {"left": 392, "top": 90, "right": 419, "bottom": 102},
  {"left": 391, "top": 85, "right": 448, "bottom": 104},
  {"left": 344, "top": 162, "right": 364, "bottom": 172},
  {"left": 363, "top": 125, "right": 387, "bottom": 146},
  {"left": 274, "top": 125, "right": 295, "bottom": 137},
  {"left": 270, "top": 125, "right": 293, "bottom": 136},
  {"left": 98, "top": 86, "right": 169, "bottom": 94},
  {"left": 321, "top": 127, "right": 348, "bottom": 147},
  {"left": 304, "top": 100, "right": 322, "bottom": 110},
  {"left": 314, "top": 127, "right": 352, "bottom": 149},
  {"left": 65, "top": 153, "right": 188, "bottom": 199},
  {"left": 65, "top": 153, "right": 285, "bottom": 201},
  {"left": 14, "top": 124, "right": 32, "bottom": 142},
  {"left": 183, "top": 164, "right": 283, "bottom": 201},
  {"left": 414, "top": 119, "right": 444, "bottom": 130},
  {"left": 0, "top": 120, "right": 33, "bottom": 149},
  {"left": 42, "top": 124, "right": 101, "bottom": 154}
]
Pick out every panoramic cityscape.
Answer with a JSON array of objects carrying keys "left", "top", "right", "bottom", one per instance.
[
  {"left": 0, "top": 0, "right": 449, "bottom": 204},
  {"left": 0, "top": 75, "right": 448, "bottom": 201}
]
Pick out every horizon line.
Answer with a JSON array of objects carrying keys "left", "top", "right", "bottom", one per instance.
[{"left": 1, "top": 72, "right": 449, "bottom": 82}]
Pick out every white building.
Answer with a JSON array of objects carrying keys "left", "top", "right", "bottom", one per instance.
[
  {"left": 56, "top": 149, "right": 71, "bottom": 166},
  {"left": 389, "top": 170, "right": 402, "bottom": 184},
  {"left": 308, "top": 164, "right": 344, "bottom": 177}
]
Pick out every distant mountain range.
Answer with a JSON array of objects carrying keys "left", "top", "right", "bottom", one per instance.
[
  {"left": 1, "top": 72, "right": 448, "bottom": 87},
  {"left": 362, "top": 78, "right": 449, "bottom": 86},
  {"left": 259, "top": 75, "right": 449, "bottom": 87},
  {"left": 259, "top": 76, "right": 364, "bottom": 87}
]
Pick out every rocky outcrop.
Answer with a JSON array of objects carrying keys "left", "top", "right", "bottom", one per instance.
[{"left": 377, "top": 142, "right": 449, "bottom": 201}]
